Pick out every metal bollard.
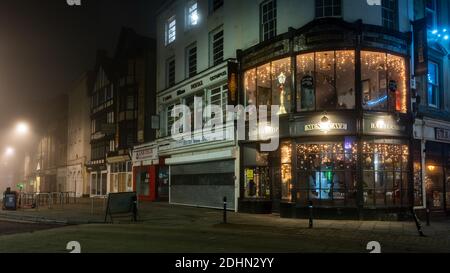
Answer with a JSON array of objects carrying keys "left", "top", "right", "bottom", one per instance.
[
  {"left": 223, "top": 196, "right": 227, "bottom": 224},
  {"left": 426, "top": 200, "right": 431, "bottom": 226},
  {"left": 308, "top": 200, "right": 313, "bottom": 229}
]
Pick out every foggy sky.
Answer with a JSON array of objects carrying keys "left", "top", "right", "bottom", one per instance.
[{"left": 0, "top": 0, "right": 164, "bottom": 130}]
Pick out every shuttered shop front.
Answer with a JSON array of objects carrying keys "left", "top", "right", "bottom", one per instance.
[{"left": 170, "top": 160, "right": 235, "bottom": 209}]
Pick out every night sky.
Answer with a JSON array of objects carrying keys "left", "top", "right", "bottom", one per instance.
[{"left": 0, "top": 0, "right": 164, "bottom": 130}]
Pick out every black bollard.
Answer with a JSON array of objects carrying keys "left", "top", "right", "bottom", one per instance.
[
  {"left": 223, "top": 196, "right": 227, "bottom": 224},
  {"left": 308, "top": 200, "right": 313, "bottom": 228},
  {"left": 411, "top": 207, "right": 425, "bottom": 237},
  {"left": 426, "top": 200, "right": 431, "bottom": 226}
]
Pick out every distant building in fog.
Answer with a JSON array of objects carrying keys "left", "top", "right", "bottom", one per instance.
[{"left": 66, "top": 72, "right": 92, "bottom": 197}]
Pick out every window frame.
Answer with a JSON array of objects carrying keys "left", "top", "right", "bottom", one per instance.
[
  {"left": 186, "top": 1, "right": 199, "bottom": 29},
  {"left": 427, "top": 60, "right": 440, "bottom": 108},
  {"left": 209, "top": 26, "right": 224, "bottom": 67},
  {"left": 426, "top": 0, "right": 438, "bottom": 30},
  {"left": 315, "top": 0, "right": 342, "bottom": 18},
  {"left": 209, "top": 0, "right": 223, "bottom": 14},
  {"left": 260, "top": 0, "right": 277, "bottom": 42},
  {"left": 381, "top": 0, "right": 399, "bottom": 30},
  {"left": 165, "top": 15, "right": 176, "bottom": 45},
  {"left": 166, "top": 56, "right": 176, "bottom": 88},
  {"left": 185, "top": 42, "right": 197, "bottom": 78}
]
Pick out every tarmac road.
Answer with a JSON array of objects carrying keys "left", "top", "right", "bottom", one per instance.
[{"left": 0, "top": 220, "right": 62, "bottom": 236}]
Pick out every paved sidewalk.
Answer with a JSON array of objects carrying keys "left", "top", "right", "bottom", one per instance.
[{"left": 0, "top": 199, "right": 449, "bottom": 252}]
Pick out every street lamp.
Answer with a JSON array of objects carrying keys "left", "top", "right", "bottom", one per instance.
[
  {"left": 15, "top": 122, "right": 30, "bottom": 136},
  {"left": 5, "top": 146, "right": 15, "bottom": 157}
]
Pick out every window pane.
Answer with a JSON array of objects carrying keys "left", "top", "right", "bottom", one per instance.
[
  {"left": 257, "top": 63, "right": 272, "bottom": 107},
  {"left": 244, "top": 69, "right": 257, "bottom": 107},
  {"left": 387, "top": 54, "right": 407, "bottom": 113},
  {"left": 336, "top": 50, "right": 355, "bottom": 109},
  {"left": 316, "top": 51, "right": 336, "bottom": 110},
  {"left": 361, "top": 51, "right": 387, "bottom": 111},
  {"left": 296, "top": 53, "right": 315, "bottom": 111},
  {"left": 271, "top": 57, "right": 291, "bottom": 114}
]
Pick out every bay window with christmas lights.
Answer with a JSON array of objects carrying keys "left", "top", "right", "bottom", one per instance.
[{"left": 238, "top": 18, "right": 413, "bottom": 218}]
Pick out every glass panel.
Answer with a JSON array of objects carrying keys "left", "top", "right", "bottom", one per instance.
[
  {"left": 257, "top": 63, "right": 272, "bottom": 107},
  {"left": 244, "top": 167, "right": 270, "bottom": 199},
  {"left": 316, "top": 51, "right": 336, "bottom": 110},
  {"left": 336, "top": 50, "right": 355, "bottom": 109},
  {"left": 281, "top": 142, "right": 292, "bottom": 201},
  {"left": 296, "top": 53, "right": 315, "bottom": 111},
  {"left": 361, "top": 51, "right": 387, "bottom": 111},
  {"left": 387, "top": 54, "right": 407, "bottom": 113},
  {"left": 271, "top": 57, "right": 291, "bottom": 114},
  {"left": 244, "top": 69, "right": 257, "bottom": 117},
  {"left": 425, "top": 165, "right": 444, "bottom": 209},
  {"left": 296, "top": 141, "right": 357, "bottom": 206}
]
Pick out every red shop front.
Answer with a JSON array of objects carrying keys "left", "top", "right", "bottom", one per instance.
[{"left": 132, "top": 144, "right": 158, "bottom": 201}]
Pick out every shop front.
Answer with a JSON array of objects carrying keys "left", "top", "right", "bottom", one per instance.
[
  {"left": 157, "top": 60, "right": 239, "bottom": 210},
  {"left": 107, "top": 154, "right": 133, "bottom": 194},
  {"left": 132, "top": 143, "right": 159, "bottom": 201},
  {"left": 414, "top": 119, "right": 450, "bottom": 214},
  {"left": 238, "top": 18, "right": 414, "bottom": 219},
  {"left": 87, "top": 160, "right": 108, "bottom": 196}
]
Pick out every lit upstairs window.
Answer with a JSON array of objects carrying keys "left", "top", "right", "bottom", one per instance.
[
  {"left": 427, "top": 61, "right": 439, "bottom": 108},
  {"left": 188, "top": 2, "right": 199, "bottom": 27},
  {"left": 166, "top": 16, "right": 176, "bottom": 45}
]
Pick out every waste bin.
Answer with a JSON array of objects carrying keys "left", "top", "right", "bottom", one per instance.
[{"left": 3, "top": 192, "right": 18, "bottom": 210}]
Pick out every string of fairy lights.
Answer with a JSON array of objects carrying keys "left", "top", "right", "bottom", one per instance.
[{"left": 244, "top": 50, "right": 407, "bottom": 113}]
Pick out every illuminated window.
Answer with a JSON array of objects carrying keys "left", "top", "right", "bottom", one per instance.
[
  {"left": 361, "top": 51, "right": 407, "bottom": 113},
  {"left": 281, "top": 142, "right": 292, "bottom": 201},
  {"left": 427, "top": 61, "right": 439, "bottom": 108},
  {"left": 296, "top": 50, "right": 355, "bottom": 112},
  {"left": 315, "top": 0, "right": 341, "bottom": 18},
  {"left": 165, "top": 16, "right": 176, "bottom": 45},
  {"left": 362, "top": 141, "right": 409, "bottom": 207},
  {"left": 260, "top": 0, "right": 277, "bottom": 41},
  {"left": 244, "top": 57, "right": 291, "bottom": 115},
  {"left": 187, "top": 2, "right": 199, "bottom": 27},
  {"left": 244, "top": 166, "right": 270, "bottom": 199},
  {"left": 382, "top": 0, "right": 398, "bottom": 30},
  {"left": 296, "top": 139, "right": 357, "bottom": 206}
]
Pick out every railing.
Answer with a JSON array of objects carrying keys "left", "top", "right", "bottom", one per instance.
[{"left": 18, "top": 192, "right": 78, "bottom": 209}]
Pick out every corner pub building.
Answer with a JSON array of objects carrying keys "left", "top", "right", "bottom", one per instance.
[{"left": 237, "top": 18, "right": 418, "bottom": 220}]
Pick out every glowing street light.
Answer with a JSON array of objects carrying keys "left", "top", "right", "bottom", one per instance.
[
  {"left": 15, "top": 122, "right": 30, "bottom": 136},
  {"left": 5, "top": 147, "right": 15, "bottom": 157}
]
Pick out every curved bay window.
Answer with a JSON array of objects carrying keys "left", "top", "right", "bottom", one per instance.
[
  {"left": 362, "top": 140, "right": 409, "bottom": 207},
  {"left": 361, "top": 51, "right": 407, "bottom": 113},
  {"left": 296, "top": 138, "right": 358, "bottom": 207},
  {"left": 244, "top": 57, "right": 292, "bottom": 114},
  {"left": 296, "top": 50, "right": 355, "bottom": 111}
]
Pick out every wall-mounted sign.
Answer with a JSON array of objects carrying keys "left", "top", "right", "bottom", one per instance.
[
  {"left": 363, "top": 114, "right": 408, "bottom": 136},
  {"left": 159, "top": 63, "right": 230, "bottom": 104},
  {"left": 133, "top": 147, "right": 158, "bottom": 162},
  {"left": 304, "top": 122, "right": 348, "bottom": 132},
  {"left": 413, "top": 18, "right": 428, "bottom": 76},
  {"left": 436, "top": 128, "right": 450, "bottom": 142}
]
